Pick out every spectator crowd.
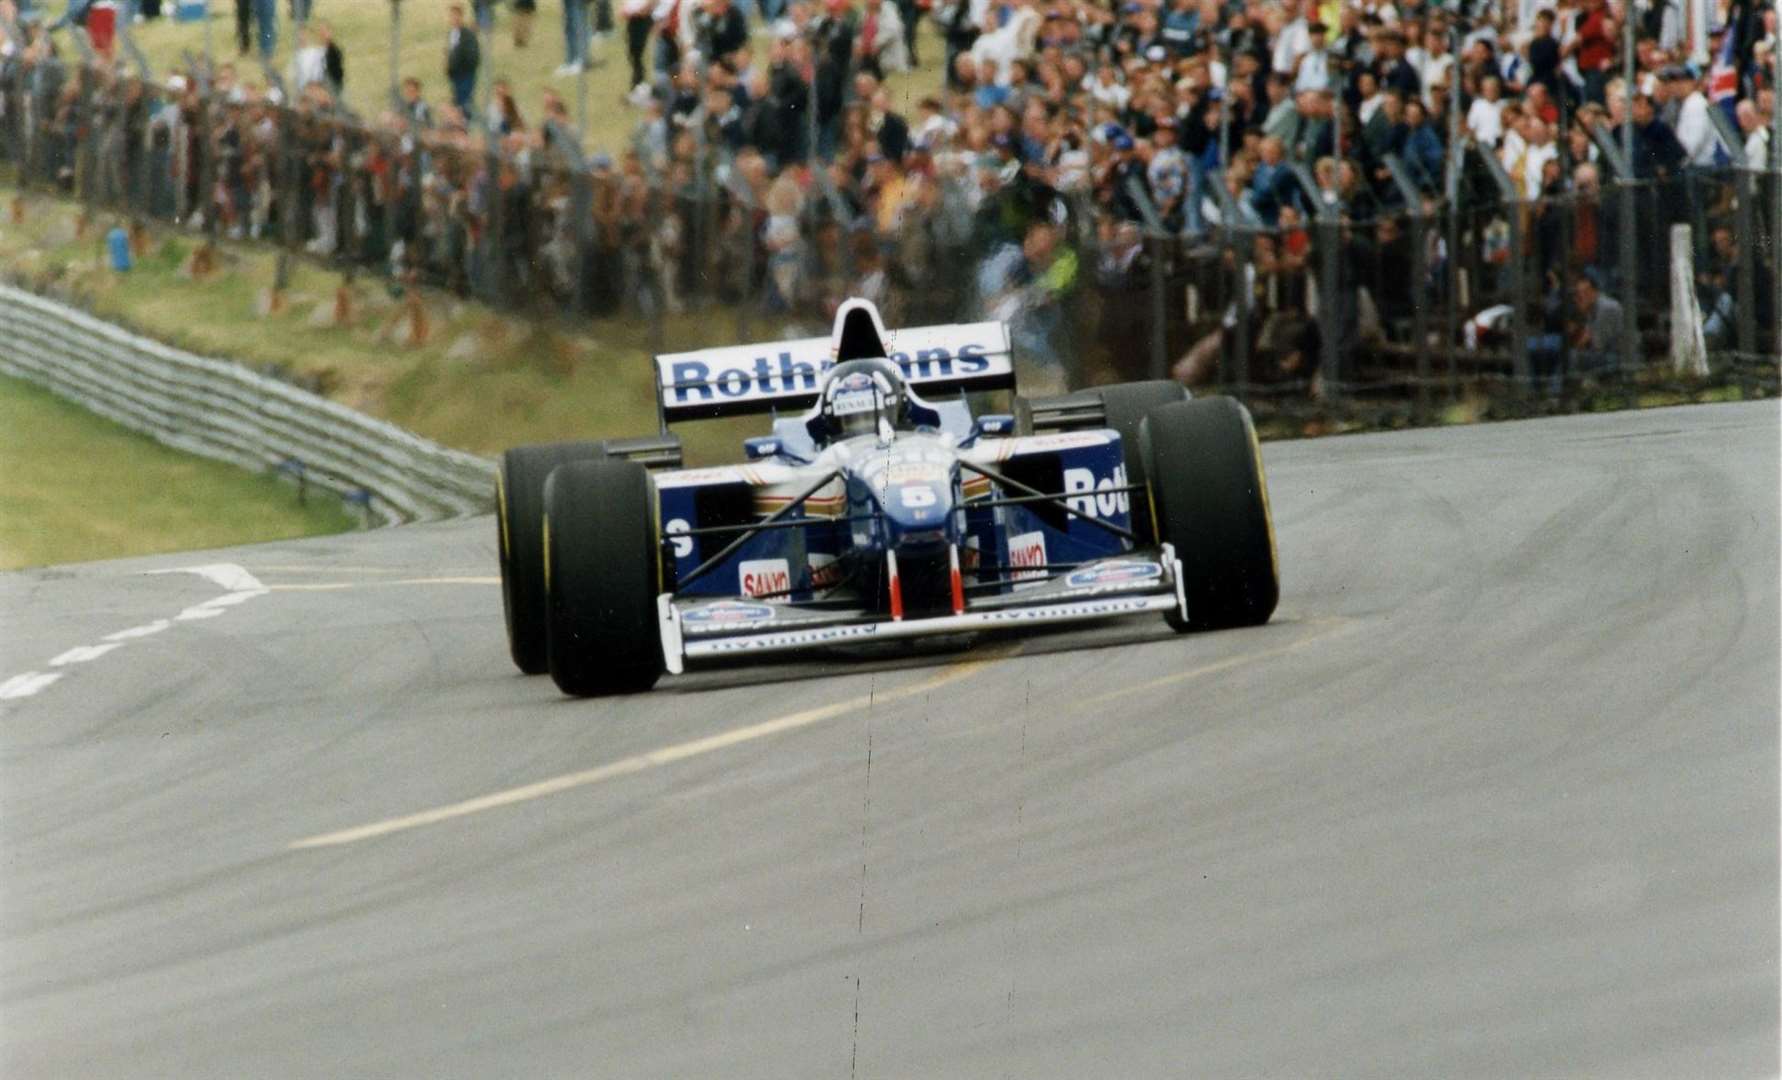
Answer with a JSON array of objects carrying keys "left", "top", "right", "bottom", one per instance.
[{"left": 1, "top": 0, "right": 1778, "bottom": 387}]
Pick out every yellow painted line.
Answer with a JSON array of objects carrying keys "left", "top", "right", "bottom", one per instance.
[
  {"left": 265, "top": 577, "right": 500, "bottom": 592},
  {"left": 289, "top": 650, "right": 1011, "bottom": 850},
  {"left": 1078, "top": 616, "right": 1358, "bottom": 709}
]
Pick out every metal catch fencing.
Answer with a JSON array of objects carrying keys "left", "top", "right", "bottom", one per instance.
[{"left": 1, "top": 53, "right": 1776, "bottom": 425}]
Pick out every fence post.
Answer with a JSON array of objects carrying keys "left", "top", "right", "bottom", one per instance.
[
  {"left": 198, "top": 95, "right": 219, "bottom": 249},
  {"left": 1316, "top": 214, "right": 1341, "bottom": 400},
  {"left": 1619, "top": 174, "right": 1641, "bottom": 374},
  {"left": 1508, "top": 200, "right": 1531, "bottom": 390},
  {"left": 1444, "top": 139, "right": 1463, "bottom": 402},
  {"left": 1384, "top": 155, "right": 1431, "bottom": 418},
  {"left": 813, "top": 164, "right": 857, "bottom": 283},
  {"left": 281, "top": 108, "right": 303, "bottom": 250},
  {"left": 3, "top": 46, "right": 23, "bottom": 188},
  {"left": 77, "top": 68, "right": 97, "bottom": 226},
  {"left": 1668, "top": 221, "right": 1709, "bottom": 377},
  {"left": 648, "top": 181, "right": 666, "bottom": 357},
  {"left": 486, "top": 143, "right": 505, "bottom": 304},
  {"left": 1122, "top": 175, "right": 1168, "bottom": 382},
  {"left": 200, "top": 0, "right": 214, "bottom": 80},
  {"left": 388, "top": 0, "right": 402, "bottom": 110},
  {"left": 1410, "top": 205, "right": 1431, "bottom": 417},
  {"left": 339, "top": 125, "right": 362, "bottom": 262},
  {"left": 1735, "top": 169, "right": 1758, "bottom": 361},
  {"left": 382, "top": 133, "right": 401, "bottom": 281},
  {"left": 543, "top": 119, "right": 594, "bottom": 323},
  {"left": 1476, "top": 146, "right": 1530, "bottom": 389},
  {"left": 1205, "top": 170, "right": 1252, "bottom": 393},
  {"left": 1773, "top": 33, "right": 1781, "bottom": 357},
  {"left": 727, "top": 174, "right": 757, "bottom": 345}
]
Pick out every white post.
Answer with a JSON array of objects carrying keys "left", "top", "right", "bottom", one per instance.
[{"left": 1669, "top": 223, "right": 1710, "bottom": 377}]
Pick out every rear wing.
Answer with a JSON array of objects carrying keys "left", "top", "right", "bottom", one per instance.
[{"left": 654, "top": 320, "right": 1014, "bottom": 423}]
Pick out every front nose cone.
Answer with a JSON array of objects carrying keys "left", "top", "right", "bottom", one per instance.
[{"left": 881, "top": 477, "right": 955, "bottom": 546}]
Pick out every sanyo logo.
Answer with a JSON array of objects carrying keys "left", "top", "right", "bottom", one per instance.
[
  {"left": 740, "top": 558, "right": 792, "bottom": 600},
  {"left": 668, "top": 346, "right": 994, "bottom": 403},
  {"left": 1007, "top": 531, "right": 1047, "bottom": 586},
  {"left": 1064, "top": 466, "right": 1131, "bottom": 520}
]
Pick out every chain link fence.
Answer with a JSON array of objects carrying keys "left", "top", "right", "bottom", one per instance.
[{"left": 3, "top": 54, "right": 1776, "bottom": 425}]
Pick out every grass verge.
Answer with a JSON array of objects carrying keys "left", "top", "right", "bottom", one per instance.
[{"left": 0, "top": 373, "right": 354, "bottom": 570}]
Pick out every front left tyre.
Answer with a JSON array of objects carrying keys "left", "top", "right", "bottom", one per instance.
[
  {"left": 1141, "top": 396, "right": 1279, "bottom": 632},
  {"left": 543, "top": 457, "right": 666, "bottom": 697}
]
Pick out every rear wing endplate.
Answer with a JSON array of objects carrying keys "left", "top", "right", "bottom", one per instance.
[{"left": 654, "top": 321, "right": 1014, "bottom": 423}]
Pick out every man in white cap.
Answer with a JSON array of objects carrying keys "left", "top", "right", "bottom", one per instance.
[
  {"left": 1295, "top": 20, "right": 1331, "bottom": 94},
  {"left": 1667, "top": 66, "right": 1716, "bottom": 167}
]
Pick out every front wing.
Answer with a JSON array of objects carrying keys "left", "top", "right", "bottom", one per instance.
[{"left": 656, "top": 546, "right": 1188, "bottom": 674}]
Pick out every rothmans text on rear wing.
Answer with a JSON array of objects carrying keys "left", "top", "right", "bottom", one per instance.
[{"left": 654, "top": 320, "right": 1014, "bottom": 423}]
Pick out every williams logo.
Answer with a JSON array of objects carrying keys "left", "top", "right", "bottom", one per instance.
[
  {"left": 1064, "top": 561, "right": 1162, "bottom": 589},
  {"left": 683, "top": 601, "right": 777, "bottom": 626}
]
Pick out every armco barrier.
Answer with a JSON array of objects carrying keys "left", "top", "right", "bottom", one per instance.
[{"left": 0, "top": 285, "right": 494, "bottom": 524}]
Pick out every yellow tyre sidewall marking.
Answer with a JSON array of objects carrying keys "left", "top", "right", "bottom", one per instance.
[
  {"left": 496, "top": 466, "right": 510, "bottom": 561},
  {"left": 1145, "top": 483, "right": 1161, "bottom": 548},
  {"left": 653, "top": 491, "right": 665, "bottom": 591},
  {"left": 1247, "top": 417, "right": 1279, "bottom": 581},
  {"left": 542, "top": 511, "right": 551, "bottom": 596}
]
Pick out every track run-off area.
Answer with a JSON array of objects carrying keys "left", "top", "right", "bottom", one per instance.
[{"left": 2, "top": 401, "right": 1776, "bottom": 1078}]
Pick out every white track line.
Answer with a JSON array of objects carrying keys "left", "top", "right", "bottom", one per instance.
[
  {"left": 104, "top": 620, "right": 172, "bottom": 642},
  {"left": 1, "top": 563, "right": 269, "bottom": 710},
  {"left": 49, "top": 643, "right": 123, "bottom": 667},
  {"left": 0, "top": 673, "right": 61, "bottom": 700}
]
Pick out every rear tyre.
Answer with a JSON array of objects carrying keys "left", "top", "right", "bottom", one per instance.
[
  {"left": 1094, "top": 381, "right": 1190, "bottom": 543},
  {"left": 498, "top": 441, "right": 605, "bottom": 674},
  {"left": 544, "top": 457, "right": 665, "bottom": 697},
  {"left": 1018, "top": 382, "right": 1189, "bottom": 541},
  {"left": 1141, "top": 397, "right": 1278, "bottom": 632}
]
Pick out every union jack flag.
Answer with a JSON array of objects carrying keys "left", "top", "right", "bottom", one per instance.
[{"left": 1708, "top": 6, "right": 1740, "bottom": 102}]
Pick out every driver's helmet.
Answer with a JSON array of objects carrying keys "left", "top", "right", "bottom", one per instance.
[{"left": 821, "top": 359, "right": 906, "bottom": 439}]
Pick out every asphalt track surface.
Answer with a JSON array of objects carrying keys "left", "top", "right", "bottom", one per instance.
[{"left": 2, "top": 401, "right": 1776, "bottom": 1078}]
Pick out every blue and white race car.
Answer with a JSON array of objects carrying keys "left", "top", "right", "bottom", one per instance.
[{"left": 497, "top": 300, "right": 1278, "bottom": 696}]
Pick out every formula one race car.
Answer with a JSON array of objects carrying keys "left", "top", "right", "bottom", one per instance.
[{"left": 498, "top": 300, "right": 1278, "bottom": 696}]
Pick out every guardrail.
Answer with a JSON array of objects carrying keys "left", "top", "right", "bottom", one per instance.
[{"left": 0, "top": 284, "right": 494, "bottom": 525}]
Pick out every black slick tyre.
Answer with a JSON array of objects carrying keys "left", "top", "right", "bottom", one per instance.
[
  {"left": 498, "top": 441, "right": 604, "bottom": 674},
  {"left": 1141, "top": 397, "right": 1278, "bottom": 632},
  {"left": 543, "top": 457, "right": 665, "bottom": 697},
  {"left": 1094, "top": 380, "right": 1189, "bottom": 543}
]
